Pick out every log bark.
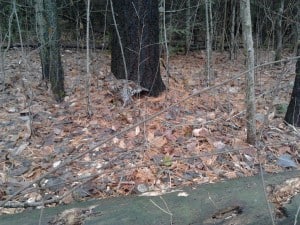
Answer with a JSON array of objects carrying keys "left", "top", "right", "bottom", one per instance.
[{"left": 0, "top": 170, "right": 299, "bottom": 225}]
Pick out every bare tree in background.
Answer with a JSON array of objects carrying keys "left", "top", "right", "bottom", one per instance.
[
  {"left": 185, "top": 0, "right": 191, "bottom": 53},
  {"left": 230, "top": 0, "right": 237, "bottom": 60},
  {"left": 35, "top": 0, "right": 64, "bottom": 102},
  {"left": 205, "top": 0, "right": 212, "bottom": 86},
  {"left": 220, "top": 0, "right": 228, "bottom": 52},
  {"left": 85, "top": 0, "right": 92, "bottom": 116},
  {"left": 294, "top": 0, "right": 300, "bottom": 53},
  {"left": 240, "top": 0, "right": 256, "bottom": 145},
  {"left": 274, "top": 0, "right": 284, "bottom": 64}
]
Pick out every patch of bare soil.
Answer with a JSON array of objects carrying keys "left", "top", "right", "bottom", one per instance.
[{"left": 0, "top": 48, "right": 299, "bottom": 215}]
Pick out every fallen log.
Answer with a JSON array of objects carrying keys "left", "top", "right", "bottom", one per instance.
[{"left": 0, "top": 170, "right": 299, "bottom": 225}]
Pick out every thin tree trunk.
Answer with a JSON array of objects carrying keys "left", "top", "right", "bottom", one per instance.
[
  {"left": 35, "top": 0, "right": 65, "bottom": 102},
  {"left": 205, "top": 0, "right": 212, "bottom": 86},
  {"left": 185, "top": 0, "right": 191, "bottom": 53},
  {"left": 85, "top": 0, "right": 92, "bottom": 116},
  {"left": 209, "top": 0, "right": 214, "bottom": 50},
  {"left": 274, "top": 0, "right": 284, "bottom": 63},
  {"left": 12, "top": 0, "right": 24, "bottom": 56},
  {"left": 162, "top": 0, "right": 170, "bottom": 87},
  {"left": 35, "top": 0, "right": 49, "bottom": 80},
  {"left": 230, "top": 0, "right": 236, "bottom": 60},
  {"left": 221, "top": 0, "right": 228, "bottom": 52},
  {"left": 240, "top": 0, "right": 256, "bottom": 145},
  {"left": 294, "top": 1, "right": 300, "bottom": 53},
  {"left": 0, "top": 1, "right": 13, "bottom": 92}
]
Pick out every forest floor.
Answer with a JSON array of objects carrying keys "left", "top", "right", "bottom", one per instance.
[{"left": 0, "top": 48, "right": 299, "bottom": 215}]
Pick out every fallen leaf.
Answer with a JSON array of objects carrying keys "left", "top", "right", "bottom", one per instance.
[
  {"left": 135, "top": 126, "right": 140, "bottom": 135},
  {"left": 119, "top": 139, "right": 126, "bottom": 149},
  {"left": 212, "top": 141, "right": 226, "bottom": 150},
  {"left": 53, "top": 161, "right": 61, "bottom": 168},
  {"left": 277, "top": 154, "right": 297, "bottom": 168},
  {"left": 192, "top": 127, "right": 209, "bottom": 137},
  {"left": 150, "top": 136, "right": 167, "bottom": 148}
]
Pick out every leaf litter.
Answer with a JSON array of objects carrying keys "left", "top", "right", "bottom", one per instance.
[{"left": 0, "top": 49, "right": 299, "bottom": 215}]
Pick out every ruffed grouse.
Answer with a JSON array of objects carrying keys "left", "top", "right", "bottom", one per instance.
[{"left": 109, "top": 79, "right": 149, "bottom": 106}]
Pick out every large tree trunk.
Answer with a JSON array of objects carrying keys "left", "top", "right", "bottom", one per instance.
[
  {"left": 284, "top": 40, "right": 300, "bottom": 127},
  {"left": 35, "top": 0, "right": 65, "bottom": 102},
  {"left": 240, "top": 0, "right": 256, "bottom": 145},
  {"left": 111, "top": 0, "right": 165, "bottom": 97}
]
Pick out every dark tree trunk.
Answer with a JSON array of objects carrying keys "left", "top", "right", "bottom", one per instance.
[
  {"left": 35, "top": 0, "right": 65, "bottom": 102},
  {"left": 284, "top": 41, "right": 300, "bottom": 127},
  {"left": 111, "top": 0, "right": 165, "bottom": 96}
]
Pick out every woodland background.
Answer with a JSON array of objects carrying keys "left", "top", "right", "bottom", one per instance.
[{"left": 0, "top": 0, "right": 299, "bottom": 224}]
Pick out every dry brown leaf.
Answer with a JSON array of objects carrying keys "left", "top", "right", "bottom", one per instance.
[
  {"left": 223, "top": 171, "right": 237, "bottom": 179},
  {"left": 201, "top": 155, "right": 217, "bottom": 166},
  {"left": 212, "top": 141, "right": 226, "bottom": 150},
  {"left": 192, "top": 127, "right": 209, "bottom": 137},
  {"left": 277, "top": 146, "right": 291, "bottom": 155},
  {"left": 118, "top": 139, "right": 126, "bottom": 149},
  {"left": 207, "top": 112, "right": 216, "bottom": 120},
  {"left": 25, "top": 166, "right": 42, "bottom": 179},
  {"left": 186, "top": 142, "right": 197, "bottom": 152},
  {"left": 164, "top": 130, "right": 177, "bottom": 141},
  {"left": 135, "top": 126, "right": 140, "bottom": 135},
  {"left": 147, "top": 131, "right": 155, "bottom": 141},
  {"left": 232, "top": 137, "right": 247, "bottom": 149},
  {"left": 134, "top": 168, "right": 156, "bottom": 183},
  {"left": 61, "top": 192, "right": 75, "bottom": 205},
  {"left": 150, "top": 136, "right": 167, "bottom": 148}
]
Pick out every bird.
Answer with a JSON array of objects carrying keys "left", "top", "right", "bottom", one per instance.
[{"left": 109, "top": 79, "right": 149, "bottom": 106}]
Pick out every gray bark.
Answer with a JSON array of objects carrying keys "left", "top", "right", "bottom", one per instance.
[
  {"left": 294, "top": 0, "right": 300, "bottom": 53},
  {"left": 205, "top": 0, "right": 212, "bottom": 86},
  {"left": 274, "top": 0, "right": 284, "bottom": 63},
  {"left": 35, "top": 0, "right": 65, "bottom": 102},
  {"left": 221, "top": 0, "right": 228, "bottom": 52},
  {"left": 185, "top": 0, "right": 191, "bottom": 53},
  {"left": 240, "top": 0, "right": 256, "bottom": 145},
  {"left": 230, "top": 0, "right": 237, "bottom": 60}
]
